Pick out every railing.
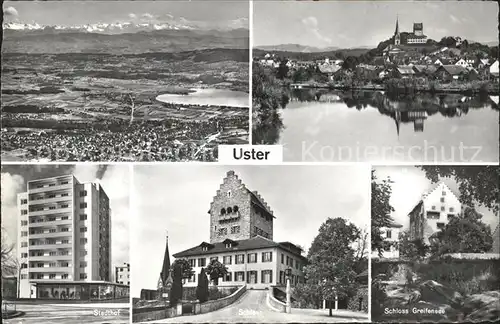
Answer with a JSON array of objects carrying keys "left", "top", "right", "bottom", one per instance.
[{"left": 267, "top": 289, "right": 286, "bottom": 313}]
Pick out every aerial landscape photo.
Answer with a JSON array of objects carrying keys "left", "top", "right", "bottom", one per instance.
[
  {"left": 1, "top": 1, "right": 249, "bottom": 162},
  {"left": 253, "top": 1, "right": 499, "bottom": 163}
]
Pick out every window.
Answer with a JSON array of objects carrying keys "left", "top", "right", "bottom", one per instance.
[
  {"left": 441, "top": 206, "right": 445, "bottom": 211},
  {"left": 21, "top": 242, "right": 27, "bottom": 247},
  {"left": 21, "top": 210, "right": 28, "bottom": 215},
  {"left": 188, "top": 259, "right": 196, "bottom": 267},
  {"left": 198, "top": 258, "right": 206, "bottom": 267},
  {"left": 384, "top": 245, "right": 391, "bottom": 252},
  {"left": 225, "top": 243, "right": 232, "bottom": 248},
  {"left": 280, "top": 271, "right": 284, "bottom": 284},
  {"left": 80, "top": 262, "right": 87, "bottom": 268},
  {"left": 261, "top": 270, "right": 273, "bottom": 284},
  {"left": 210, "top": 257, "right": 218, "bottom": 262},
  {"left": 62, "top": 274, "right": 68, "bottom": 279},
  {"left": 61, "top": 204, "right": 69, "bottom": 208},
  {"left": 21, "top": 220, "right": 28, "bottom": 226},
  {"left": 80, "top": 214, "right": 87, "bottom": 221},
  {"left": 223, "top": 256, "right": 232, "bottom": 265},
  {"left": 49, "top": 206, "right": 56, "bottom": 210},
  {"left": 233, "top": 206, "right": 239, "bottom": 213},
  {"left": 449, "top": 207, "right": 454, "bottom": 212},
  {"left": 61, "top": 262, "right": 69, "bottom": 267},
  {"left": 262, "top": 252, "right": 272, "bottom": 262},
  {"left": 21, "top": 231, "right": 27, "bottom": 237},
  {"left": 217, "top": 228, "right": 227, "bottom": 236},
  {"left": 80, "top": 203, "right": 87, "bottom": 208},
  {"left": 227, "top": 191, "right": 231, "bottom": 198},
  {"left": 187, "top": 274, "right": 196, "bottom": 283},
  {"left": 80, "top": 190, "right": 87, "bottom": 197},
  {"left": 235, "top": 271, "right": 245, "bottom": 282},
  {"left": 61, "top": 216, "right": 69, "bottom": 220},
  {"left": 224, "top": 272, "right": 232, "bottom": 282},
  {"left": 80, "top": 238, "right": 87, "bottom": 244},
  {"left": 440, "top": 197, "right": 445, "bottom": 203},
  {"left": 442, "top": 191, "right": 446, "bottom": 196},
  {"left": 231, "top": 226, "right": 240, "bottom": 234},
  {"left": 227, "top": 207, "right": 233, "bottom": 214},
  {"left": 80, "top": 227, "right": 87, "bottom": 233},
  {"left": 80, "top": 273, "right": 87, "bottom": 279},
  {"left": 246, "top": 271, "right": 257, "bottom": 284},
  {"left": 48, "top": 194, "right": 55, "bottom": 198},
  {"left": 62, "top": 240, "right": 69, "bottom": 244},
  {"left": 431, "top": 206, "right": 436, "bottom": 210},
  {"left": 49, "top": 274, "right": 56, "bottom": 279},
  {"left": 281, "top": 254, "right": 284, "bottom": 264},
  {"left": 61, "top": 193, "right": 69, "bottom": 197},
  {"left": 21, "top": 274, "right": 27, "bottom": 279},
  {"left": 286, "top": 256, "right": 290, "bottom": 266},
  {"left": 235, "top": 254, "right": 245, "bottom": 264},
  {"left": 386, "top": 230, "right": 392, "bottom": 239},
  {"left": 290, "top": 259, "right": 294, "bottom": 268},
  {"left": 21, "top": 253, "right": 28, "bottom": 258},
  {"left": 248, "top": 253, "right": 257, "bottom": 263},
  {"left": 437, "top": 222, "right": 445, "bottom": 229},
  {"left": 61, "top": 228, "right": 69, "bottom": 232},
  {"left": 21, "top": 199, "right": 28, "bottom": 204},
  {"left": 296, "top": 261, "right": 299, "bottom": 270},
  {"left": 427, "top": 211, "right": 440, "bottom": 219},
  {"left": 220, "top": 208, "right": 226, "bottom": 215}
]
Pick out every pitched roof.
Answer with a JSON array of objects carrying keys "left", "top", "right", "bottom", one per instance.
[
  {"left": 247, "top": 189, "right": 275, "bottom": 217},
  {"left": 173, "top": 236, "right": 307, "bottom": 261},
  {"left": 159, "top": 236, "right": 171, "bottom": 286},
  {"left": 438, "top": 65, "right": 468, "bottom": 75},
  {"left": 318, "top": 64, "right": 341, "bottom": 74},
  {"left": 397, "top": 66, "right": 415, "bottom": 75}
]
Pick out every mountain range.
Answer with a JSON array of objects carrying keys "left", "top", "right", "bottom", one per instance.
[{"left": 2, "top": 22, "right": 249, "bottom": 54}]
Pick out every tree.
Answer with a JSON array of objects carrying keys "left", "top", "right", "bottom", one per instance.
[
  {"left": 371, "top": 171, "right": 396, "bottom": 257},
  {"left": 292, "top": 282, "right": 323, "bottom": 309},
  {"left": 398, "top": 230, "right": 429, "bottom": 260},
  {"left": 169, "top": 262, "right": 183, "bottom": 305},
  {"left": 306, "top": 217, "right": 361, "bottom": 316},
  {"left": 419, "top": 166, "right": 500, "bottom": 213},
  {"left": 196, "top": 268, "right": 209, "bottom": 303},
  {"left": 1, "top": 228, "right": 17, "bottom": 279},
  {"left": 430, "top": 206, "right": 493, "bottom": 256},
  {"left": 205, "top": 259, "right": 228, "bottom": 286},
  {"left": 276, "top": 60, "right": 289, "bottom": 80},
  {"left": 172, "top": 259, "right": 194, "bottom": 280},
  {"left": 342, "top": 56, "right": 359, "bottom": 71}
]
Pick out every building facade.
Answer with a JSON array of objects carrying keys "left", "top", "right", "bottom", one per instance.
[
  {"left": 393, "top": 19, "right": 428, "bottom": 45},
  {"left": 173, "top": 171, "right": 306, "bottom": 289},
  {"left": 115, "top": 263, "right": 130, "bottom": 286},
  {"left": 408, "top": 182, "right": 462, "bottom": 244},
  {"left": 17, "top": 175, "right": 114, "bottom": 299},
  {"left": 372, "top": 222, "right": 403, "bottom": 259}
]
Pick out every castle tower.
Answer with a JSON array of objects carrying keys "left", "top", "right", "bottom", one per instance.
[
  {"left": 413, "top": 23, "right": 423, "bottom": 37},
  {"left": 208, "top": 171, "right": 275, "bottom": 243},
  {"left": 394, "top": 17, "right": 401, "bottom": 45}
]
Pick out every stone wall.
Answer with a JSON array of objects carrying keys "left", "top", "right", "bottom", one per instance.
[
  {"left": 268, "top": 289, "right": 286, "bottom": 312},
  {"left": 132, "top": 306, "right": 176, "bottom": 323},
  {"left": 199, "top": 285, "right": 247, "bottom": 313}
]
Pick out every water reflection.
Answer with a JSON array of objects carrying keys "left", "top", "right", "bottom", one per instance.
[{"left": 268, "top": 89, "right": 499, "bottom": 162}]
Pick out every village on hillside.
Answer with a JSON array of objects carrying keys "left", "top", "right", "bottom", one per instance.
[{"left": 255, "top": 19, "right": 499, "bottom": 93}]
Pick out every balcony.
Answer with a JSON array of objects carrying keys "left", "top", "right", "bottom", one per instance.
[
  {"left": 29, "top": 243, "right": 72, "bottom": 250},
  {"left": 29, "top": 255, "right": 73, "bottom": 261},
  {"left": 29, "top": 196, "right": 73, "bottom": 206},
  {"left": 30, "top": 231, "right": 73, "bottom": 239},
  {"left": 29, "top": 267, "right": 72, "bottom": 273},
  {"left": 28, "top": 183, "right": 73, "bottom": 194},
  {"left": 29, "top": 219, "right": 73, "bottom": 228},
  {"left": 29, "top": 206, "right": 73, "bottom": 217}
]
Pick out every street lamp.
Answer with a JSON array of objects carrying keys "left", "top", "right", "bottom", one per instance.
[{"left": 284, "top": 268, "right": 292, "bottom": 313}]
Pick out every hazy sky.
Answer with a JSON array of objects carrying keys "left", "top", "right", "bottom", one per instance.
[
  {"left": 3, "top": 1, "right": 249, "bottom": 27},
  {"left": 254, "top": 1, "right": 498, "bottom": 48},
  {"left": 1, "top": 165, "right": 130, "bottom": 276},
  {"left": 373, "top": 166, "right": 499, "bottom": 231},
  {"left": 131, "top": 165, "right": 370, "bottom": 297}
]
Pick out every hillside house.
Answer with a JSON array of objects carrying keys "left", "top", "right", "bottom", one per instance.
[
  {"left": 490, "top": 60, "right": 499, "bottom": 80},
  {"left": 454, "top": 58, "right": 469, "bottom": 68},
  {"left": 434, "top": 65, "right": 469, "bottom": 82},
  {"left": 394, "top": 65, "right": 415, "bottom": 78}
]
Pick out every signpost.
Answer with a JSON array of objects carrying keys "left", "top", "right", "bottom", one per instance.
[{"left": 285, "top": 268, "right": 292, "bottom": 314}]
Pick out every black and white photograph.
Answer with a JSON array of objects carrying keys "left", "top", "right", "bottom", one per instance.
[
  {"left": 1, "top": 1, "right": 249, "bottom": 162},
  {"left": 1, "top": 165, "right": 130, "bottom": 323},
  {"left": 252, "top": 1, "right": 499, "bottom": 162},
  {"left": 131, "top": 166, "right": 370, "bottom": 323},
  {"left": 371, "top": 166, "right": 499, "bottom": 322}
]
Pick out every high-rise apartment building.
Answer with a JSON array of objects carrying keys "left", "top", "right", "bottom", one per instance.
[
  {"left": 17, "top": 175, "right": 112, "bottom": 299},
  {"left": 115, "top": 263, "right": 130, "bottom": 286}
]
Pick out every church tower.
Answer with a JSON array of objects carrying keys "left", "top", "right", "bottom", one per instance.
[
  {"left": 394, "top": 17, "right": 401, "bottom": 45},
  {"left": 208, "top": 171, "right": 275, "bottom": 243}
]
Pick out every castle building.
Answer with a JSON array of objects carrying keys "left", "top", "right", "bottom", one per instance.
[
  {"left": 392, "top": 18, "right": 428, "bottom": 45},
  {"left": 173, "top": 171, "right": 306, "bottom": 289},
  {"left": 408, "top": 182, "right": 462, "bottom": 244},
  {"left": 17, "top": 174, "right": 128, "bottom": 300}
]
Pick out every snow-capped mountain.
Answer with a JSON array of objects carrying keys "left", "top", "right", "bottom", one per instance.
[{"left": 2, "top": 20, "right": 245, "bottom": 34}]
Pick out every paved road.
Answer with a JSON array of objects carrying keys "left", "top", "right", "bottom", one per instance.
[
  {"left": 144, "top": 290, "right": 369, "bottom": 323},
  {"left": 4, "top": 303, "right": 129, "bottom": 324}
]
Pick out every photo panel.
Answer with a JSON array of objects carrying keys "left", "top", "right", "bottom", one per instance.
[
  {"left": 131, "top": 164, "right": 370, "bottom": 323},
  {"left": 252, "top": 1, "right": 499, "bottom": 163},
  {"left": 371, "top": 165, "right": 499, "bottom": 322},
  {"left": 1, "top": 0, "right": 250, "bottom": 162},
  {"left": 0, "top": 164, "right": 131, "bottom": 323}
]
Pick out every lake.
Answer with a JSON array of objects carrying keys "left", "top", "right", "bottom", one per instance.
[
  {"left": 263, "top": 90, "right": 499, "bottom": 162},
  {"left": 156, "top": 89, "right": 249, "bottom": 108}
]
